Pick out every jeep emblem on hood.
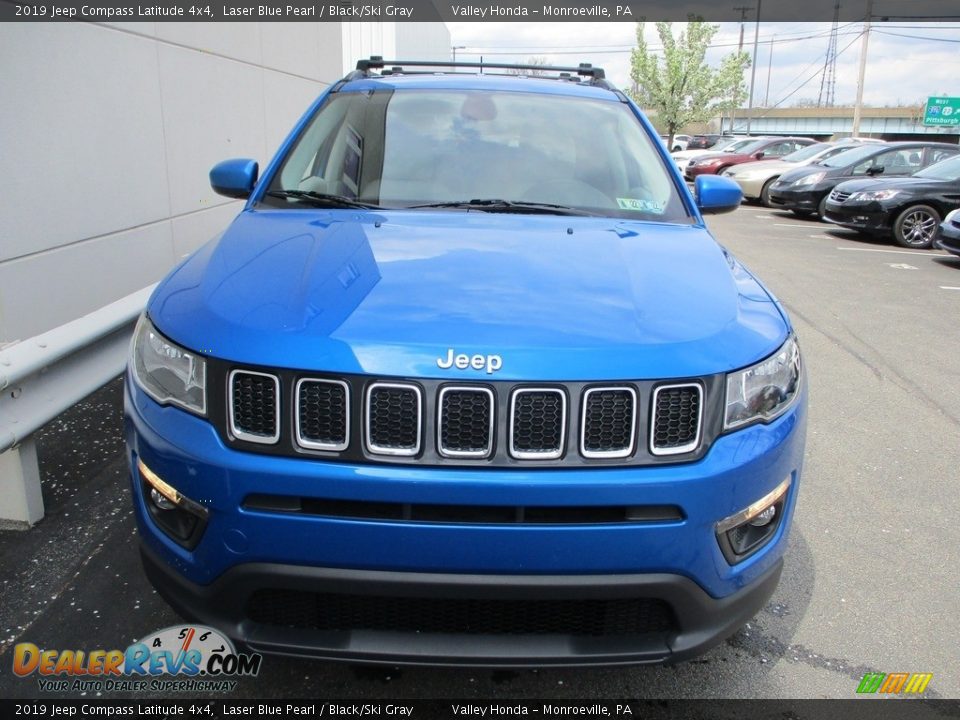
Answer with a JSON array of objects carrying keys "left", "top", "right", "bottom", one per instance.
[{"left": 437, "top": 348, "right": 503, "bottom": 374}]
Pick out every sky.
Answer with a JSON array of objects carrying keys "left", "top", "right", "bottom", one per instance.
[{"left": 446, "top": 21, "right": 960, "bottom": 109}]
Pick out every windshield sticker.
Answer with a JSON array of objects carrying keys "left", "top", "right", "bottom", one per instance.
[{"left": 617, "top": 198, "right": 665, "bottom": 214}]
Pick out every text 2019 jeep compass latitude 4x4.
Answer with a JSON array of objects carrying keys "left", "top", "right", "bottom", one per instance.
[{"left": 125, "top": 59, "right": 806, "bottom": 666}]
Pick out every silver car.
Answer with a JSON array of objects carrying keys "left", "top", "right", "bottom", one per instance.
[{"left": 723, "top": 140, "right": 879, "bottom": 206}]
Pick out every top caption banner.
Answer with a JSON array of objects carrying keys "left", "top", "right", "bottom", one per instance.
[{"left": 3, "top": 0, "right": 960, "bottom": 21}]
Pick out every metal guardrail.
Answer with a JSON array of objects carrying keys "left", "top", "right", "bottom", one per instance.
[{"left": 0, "top": 285, "right": 155, "bottom": 529}]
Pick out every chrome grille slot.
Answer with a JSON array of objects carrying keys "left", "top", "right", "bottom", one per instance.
[
  {"left": 438, "top": 386, "right": 495, "bottom": 458},
  {"left": 229, "top": 370, "right": 280, "bottom": 445},
  {"left": 829, "top": 189, "right": 851, "bottom": 203},
  {"left": 296, "top": 378, "right": 349, "bottom": 451},
  {"left": 650, "top": 383, "right": 702, "bottom": 456},
  {"left": 365, "top": 382, "right": 422, "bottom": 456},
  {"left": 509, "top": 388, "right": 566, "bottom": 460},
  {"left": 581, "top": 387, "right": 637, "bottom": 458}
]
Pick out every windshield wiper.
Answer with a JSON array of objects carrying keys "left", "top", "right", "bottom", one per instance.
[
  {"left": 265, "top": 190, "right": 381, "bottom": 209},
  {"left": 407, "top": 199, "right": 596, "bottom": 216}
]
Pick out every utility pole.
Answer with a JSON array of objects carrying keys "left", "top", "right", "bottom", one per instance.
[
  {"left": 765, "top": 35, "right": 774, "bottom": 107},
  {"left": 852, "top": 0, "right": 873, "bottom": 136},
  {"left": 731, "top": 5, "right": 753, "bottom": 133},
  {"left": 745, "top": 0, "right": 762, "bottom": 136}
]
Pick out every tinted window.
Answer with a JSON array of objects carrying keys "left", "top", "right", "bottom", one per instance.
[{"left": 852, "top": 148, "right": 922, "bottom": 176}]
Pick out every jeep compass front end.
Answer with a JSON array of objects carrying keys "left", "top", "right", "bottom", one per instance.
[{"left": 125, "top": 59, "right": 807, "bottom": 667}]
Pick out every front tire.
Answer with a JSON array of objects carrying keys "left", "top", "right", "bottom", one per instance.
[
  {"left": 894, "top": 204, "right": 941, "bottom": 248},
  {"left": 760, "top": 178, "right": 777, "bottom": 208}
]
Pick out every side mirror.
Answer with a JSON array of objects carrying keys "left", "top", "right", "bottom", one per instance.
[
  {"left": 753, "top": 151, "right": 765, "bottom": 159},
  {"left": 695, "top": 174, "right": 743, "bottom": 215},
  {"left": 210, "top": 158, "right": 258, "bottom": 199},
  {"left": 866, "top": 166, "right": 885, "bottom": 176}
]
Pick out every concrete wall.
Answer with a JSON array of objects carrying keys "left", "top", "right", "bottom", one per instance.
[{"left": 0, "top": 21, "right": 449, "bottom": 345}]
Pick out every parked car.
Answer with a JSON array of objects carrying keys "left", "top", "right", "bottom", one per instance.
[
  {"left": 936, "top": 208, "right": 960, "bottom": 257},
  {"left": 672, "top": 137, "right": 758, "bottom": 177},
  {"left": 685, "top": 137, "right": 816, "bottom": 181},
  {"left": 768, "top": 141, "right": 959, "bottom": 218},
  {"left": 659, "top": 133, "right": 691, "bottom": 152},
  {"left": 686, "top": 133, "right": 726, "bottom": 150},
  {"left": 126, "top": 58, "right": 807, "bottom": 667},
  {"left": 724, "top": 141, "right": 873, "bottom": 207},
  {"left": 822, "top": 153, "right": 960, "bottom": 248}
]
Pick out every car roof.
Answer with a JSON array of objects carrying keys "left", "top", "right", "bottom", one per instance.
[{"left": 339, "top": 72, "right": 622, "bottom": 102}]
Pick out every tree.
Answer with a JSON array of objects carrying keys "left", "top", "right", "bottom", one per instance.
[
  {"left": 507, "top": 57, "right": 548, "bottom": 77},
  {"left": 630, "top": 20, "right": 750, "bottom": 147}
]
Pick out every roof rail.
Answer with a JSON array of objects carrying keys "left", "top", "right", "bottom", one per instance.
[{"left": 352, "top": 57, "right": 613, "bottom": 88}]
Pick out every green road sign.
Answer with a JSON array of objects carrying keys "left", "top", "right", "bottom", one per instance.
[{"left": 924, "top": 97, "right": 960, "bottom": 126}]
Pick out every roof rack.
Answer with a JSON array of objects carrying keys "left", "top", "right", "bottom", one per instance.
[{"left": 349, "top": 57, "right": 615, "bottom": 90}]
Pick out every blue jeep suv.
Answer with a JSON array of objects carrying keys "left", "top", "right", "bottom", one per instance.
[{"left": 125, "top": 58, "right": 806, "bottom": 666}]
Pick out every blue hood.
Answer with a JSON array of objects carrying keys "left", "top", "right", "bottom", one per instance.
[{"left": 148, "top": 209, "right": 788, "bottom": 381}]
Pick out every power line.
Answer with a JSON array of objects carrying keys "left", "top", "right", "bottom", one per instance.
[{"left": 874, "top": 29, "right": 960, "bottom": 42}]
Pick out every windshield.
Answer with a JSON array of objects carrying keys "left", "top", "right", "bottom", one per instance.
[
  {"left": 913, "top": 154, "right": 960, "bottom": 181},
  {"left": 721, "top": 138, "right": 758, "bottom": 153},
  {"left": 265, "top": 88, "right": 690, "bottom": 222},
  {"left": 783, "top": 143, "right": 831, "bottom": 162},
  {"left": 820, "top": 144, "right": 881, "bottom": 168},
  {"left": 734, "top": 139, "right": 774, "bottom": 155}
]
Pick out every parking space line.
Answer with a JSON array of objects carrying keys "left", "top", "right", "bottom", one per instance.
[
  {"left": 941, "top": 286, "right": 960, "bottom": 290},
  {"left": 773, "top": 223, "right": 820, "bottom": 229},
  {"left": 836, "top": 247, "right": 946, "bottom": 257}
]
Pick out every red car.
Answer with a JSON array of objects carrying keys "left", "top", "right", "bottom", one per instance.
[{"left": 684, "top": 137, "right": 815, "bottom": 181}]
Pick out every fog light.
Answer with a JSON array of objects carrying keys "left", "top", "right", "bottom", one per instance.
[
  {"left": 716, "top": 477, "right": 791, "bottom": 563},
  {"left": 137, "top": 458, "right": 209, "bottom": 549},
  {"left": 150, "top": 488, "right": 177, "bottom": 511},
  {"left": 750, "top": 504, "right": 777, "bottom": 527}
]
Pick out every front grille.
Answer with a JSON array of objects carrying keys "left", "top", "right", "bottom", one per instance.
[
  {"left": 229, "top": 370, "right": 280, "bottom": 444},
  {"left": 296, "top": 379, "right": 349, "bottom": 451},
  {"left": 510, "top": 389, "right": 566, "bottom": 460},
  {"left": 247, "top": 589, "right": 676, "bottom": 637},
  {"left": 438, "top": 387, "right": 494, "bottom": 458},
  {"left": 366, "top": 383, "right": 422, "bottom": 456},
  {"left": 650, "top": 384, "right": 702, "bottom": 456},
  {"left": 830, "top": 189, "right": 852, "bottom": 203},
  {"left": 581, "top": 387, "right": 637, "bottom": 458},
  {"left": 217, "top": 364, "right": 719, "bottom": 466}
]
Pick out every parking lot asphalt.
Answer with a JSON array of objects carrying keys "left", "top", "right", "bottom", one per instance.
[{"left": 1, "top": 205, "right": 958, "bottom": 701}]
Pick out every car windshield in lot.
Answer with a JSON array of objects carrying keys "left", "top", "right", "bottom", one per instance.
[
  {"left": 912, "top": 154, "right": 960, "bottom": 181},
  {"left": 819, "top": 144, "right": 881, "bottom": 168},
  {"left": 267, "top": 88, "right": 690, "bottom": 222},
  {"left": 782, "top": 143, "right": 832, "bottom": 162}
]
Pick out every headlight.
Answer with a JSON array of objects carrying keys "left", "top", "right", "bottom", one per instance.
[
  {"left": 724, "top": 336, "right": 801, "bottom": 430},
  {"left": 848, "top": 189, "right": 901, "bottom": 202},
  {"left": 130, "top": 314, "right": 207, "bottom": 415},
  {"left": 793, "top": 171, "right": 825, "bottom": 187}
]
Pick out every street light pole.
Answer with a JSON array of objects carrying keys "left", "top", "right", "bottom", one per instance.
[
  {"left": 451, "top": 45, "right": 466, "bottom": 63},
  {"left": 745, "top": 0, "right": 762, "bottom": 136},
  {"left": 852, "top": 0, "right": 873, "bottom": 136}
]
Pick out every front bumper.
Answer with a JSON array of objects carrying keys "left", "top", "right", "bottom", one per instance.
[
  {"left": 822, "top": 201, "right": 892, "bottom": 233},
  {"left": 767, "top": 184, "right": 826, "bottom": 212},
  {"left": 125, "top": 374, "right": 806, "bottom": 665},
  {"left": 730, "top": 175, "right": 767, "bottom": 200}
]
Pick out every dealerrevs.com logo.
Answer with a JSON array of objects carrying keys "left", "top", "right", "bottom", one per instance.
[{"left": 13, "top": 625, "right": 261, "bottom": 693}]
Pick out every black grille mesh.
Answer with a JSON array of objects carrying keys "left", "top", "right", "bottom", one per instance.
[
  {"left": 368, "top": 385, "right": 420, "bottom": 451},
  {"left": 583, "top": 389, "right": 635, "bottom": 454},
  {"left": 247, "top": 589, "right": 675, "bottom": 637},
  {"left": 298, "top": 381, "right": 347, "bottom": 448},
  {"left": 512, "top": 391, "right": 564, "bottom": 455},
  {"left": 231, "top": 372, "right": 277, "bottom": 438},
  {"left": 652, "top": 386, "right": 700, "bottom": 450},
  {"left": 440, "top": 389, "right": 493, "bottom": 455}
]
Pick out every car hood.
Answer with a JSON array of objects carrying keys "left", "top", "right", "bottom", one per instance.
[
  {"left": 727, "top": 159, "right": 800, "bottom": 177},
  {"left": 778, "top": 163, "right": 843, "bottom": 183},
  {"left": 148, "top": 209, "right": 788, "bottom": 381},
  {"left": 833, "top": 176, "right": 952, "bottom": 194}
]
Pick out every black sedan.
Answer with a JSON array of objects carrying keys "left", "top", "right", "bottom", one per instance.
[
  {"left": 767, "top": 141, "right": 958, "bottom": 218},
  {"left": 822, "top": 154, "right": 960, "bottom": 248},
  {"left": 936, "top": 208, "right": 960, "bottom": 257}
]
